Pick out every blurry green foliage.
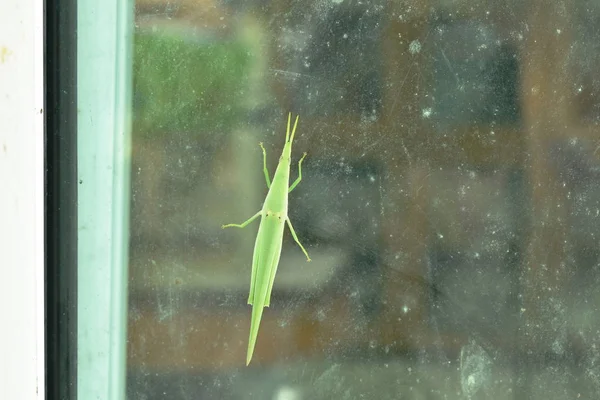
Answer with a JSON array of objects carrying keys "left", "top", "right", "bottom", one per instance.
[{"left": 133, "top": 31, "right": 251, "bottom": 138}]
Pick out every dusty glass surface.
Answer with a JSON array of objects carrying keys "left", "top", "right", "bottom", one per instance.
[{"left": 127, "top": 0, "right": 600, "bottom": 398}]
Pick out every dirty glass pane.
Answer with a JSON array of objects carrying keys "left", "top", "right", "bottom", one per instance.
[{"left": 127, "top": 1, "right": 600, "bottom": 399}]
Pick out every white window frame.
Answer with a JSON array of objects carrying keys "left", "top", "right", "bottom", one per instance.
[{"left": 0, "top": 0, "right": 45, "bottom": 399}]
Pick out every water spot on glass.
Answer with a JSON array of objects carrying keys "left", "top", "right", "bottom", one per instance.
[{"left": 409, "top": 39, "right": 421, "bottom": 54}]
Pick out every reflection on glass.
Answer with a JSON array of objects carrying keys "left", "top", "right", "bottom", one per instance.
[{"left": 127, "top": 1, "right": 600, "bottom": 398}]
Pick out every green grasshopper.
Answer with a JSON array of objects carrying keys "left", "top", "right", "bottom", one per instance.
[{"left": 222, "top": 113, "right": 311, "bottom": 365}]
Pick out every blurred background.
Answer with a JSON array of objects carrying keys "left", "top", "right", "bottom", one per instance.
[{"left": 126, "top": 0, "right": 600, "bottom": 398}]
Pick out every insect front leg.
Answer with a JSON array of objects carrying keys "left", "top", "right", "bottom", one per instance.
[
  {"left": 288, "top": 152, "right": 307, "bottom": 193},
  {"left": 259, "top": 142, "right": 271, "bottom": 188},
  {"left": 286, "top": 218, "right": 311, "bottom": 261},
  {"left": 222, "top": 211, "right": 262, "bottom": 229}
]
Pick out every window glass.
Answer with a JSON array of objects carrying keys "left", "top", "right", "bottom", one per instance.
[{"left": 127, "top": 1, "right": 600, "bottom": 398}]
